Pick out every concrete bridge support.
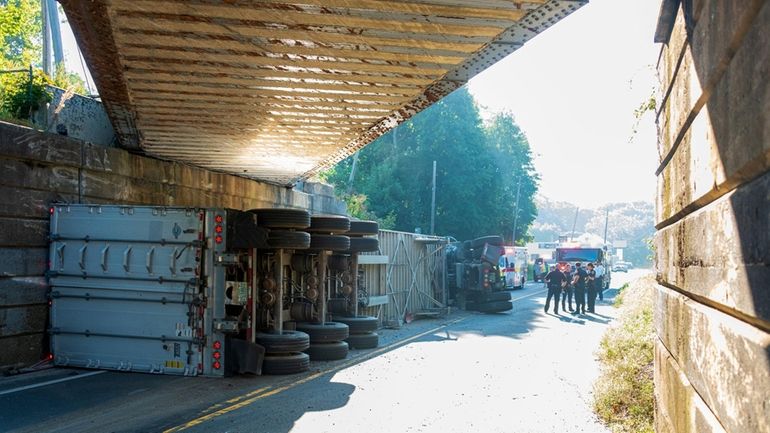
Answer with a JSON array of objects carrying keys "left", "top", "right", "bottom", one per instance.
[
  {"left": 0, "top": 121, "right": 345, "bottom": 370},
  {"left": 654, "top": 1, "right": 769, "bottom": 432}
]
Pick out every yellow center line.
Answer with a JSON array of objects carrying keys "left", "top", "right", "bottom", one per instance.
[
  {"left": 164, "top": 315, "right": 469, "bottom": 432},
  {"left": 164, "top": 286, "right": 545, "bottom": 432}
]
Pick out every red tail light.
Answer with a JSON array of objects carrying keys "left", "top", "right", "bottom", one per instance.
[
  {"left": 213, "top": 340, "right": 221, "bottom": 350},
  {"left": 215, "top": 215, "right": 223, "bottom": 223},
  {"left": 215, "top": 235, "right": 223, "bottom": 244},
  {"left": 213, "top": 361, "right": 221, "bottom": 370},
  {"left": 213, "top": 351, "right": 221, "bottom": 360}
]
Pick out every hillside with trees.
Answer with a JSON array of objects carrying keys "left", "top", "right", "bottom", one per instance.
[
  {"left": 532, "top": 196, "right": 654, "bottom": 266},
  {"left": 322, "top": 87, "right": 538, "bottom": 243}
]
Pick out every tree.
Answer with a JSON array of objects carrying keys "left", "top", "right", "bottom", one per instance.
[
  {"left": 324, "top": 87, "right": 539, "bottom": 242},
  {"left": 0, "top": 1, "right": 88, "bottom": 121},
  {"left": 0, "top": 0, "right": 42, "bottom": 69}
]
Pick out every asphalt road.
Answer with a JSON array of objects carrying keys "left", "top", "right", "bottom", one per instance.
[{"left": 0, "top": 270, "right": 647, "bottom": 433}]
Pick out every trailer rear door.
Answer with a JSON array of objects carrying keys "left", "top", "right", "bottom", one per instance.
[{"left": 49, "top": 205, "right": 204, "bottom": 375}]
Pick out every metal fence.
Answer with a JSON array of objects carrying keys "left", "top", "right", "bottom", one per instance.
[{"left": 358, "top": 230, "right": 449, "bottom": 327}]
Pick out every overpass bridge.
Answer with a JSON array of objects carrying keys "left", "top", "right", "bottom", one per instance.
[
  {"left": 59, "top": 0, "right": 585, "bottom": 184},
  {"left": 1, "top": 2, "right": 767, "bottom": 433}
]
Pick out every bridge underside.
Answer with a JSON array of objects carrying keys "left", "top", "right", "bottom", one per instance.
[{"left": 60, "top": 0, "right": 585, "bottom": 185}]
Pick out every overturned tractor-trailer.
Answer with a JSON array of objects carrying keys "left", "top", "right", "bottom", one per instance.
[{"left": 47, "top": 205, "right": 379, "bottom": 377}]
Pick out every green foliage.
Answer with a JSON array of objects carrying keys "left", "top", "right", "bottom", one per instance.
[
  {"left": 0, "top": 1, "right": 86, "bottom": 123},
  {"left": 53, "top": 63, "right": 87, "bottom": 95},
  {"left": 0, "top": 0, "right": 42, "bottom": 68},
  {"left": 594, "top": 275, "right": 655, "bottom": 433},
  {"left": 0, "top": 67, "right": 52, "bottom": 119},
  {"left": 613, "top": 282, "right": 630, "bottom": 307},
  {"left": 324, "top": 87, "right": 539, "bottom": 242}
]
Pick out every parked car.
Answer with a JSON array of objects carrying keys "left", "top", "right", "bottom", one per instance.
[{"left": 612, "top": 263, "right": 628, "bottom": 272}]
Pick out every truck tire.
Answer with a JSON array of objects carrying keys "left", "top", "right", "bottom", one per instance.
[
  {"left": 254, "top": 331, "right": 310, "bottom": 354},
  {"left": 252, "top": 208, "right": 311, "bottom": 229},
  {"left": 295, "top": 321, "right": 350, "bottom": 343},
  {"left": 267, "top": 230, "right": 311, "bottom": 249},
  {"left": 307, "top": 216, "right": 351, "bottom": 234},
  {"left": 347, "top": 220, "right": 379, "bottom": 236},
  {"left": 475, "top": 300, "right": 513, "bottom": 313},
  {"left": 346, "top": 332, "right": 379, "bottom": 349},
  {"left": 332, "top": 315, "right": 378, "bottom": 334},
  {"left": 345, "top": 237, "right": 379, "bottom": 253},
  {"left": 262, "top": 352, "right": 310, "bottom": 375},
  {"left": 309, "top": 234, "right": 351, "bottom": 251},
  {"left": 305, "top": 341, "right": 349, "bottom": 361},
  {"left": 473, "top": 291, "right": 510, "bottom": 303},
  {"left": 471, "top": 236, "right": 504, "bottom": 249}
]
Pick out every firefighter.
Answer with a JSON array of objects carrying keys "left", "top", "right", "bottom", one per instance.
[
  {"left": 572, "top": 262, "right": 588, "bottom": 314},
  {"left": 594, "top": 261, "right": 606, "bottom": 300},
  {"left": 544, "top": 265, "right": 567, "bottom": 314},
  {"left": 561, "top": 265, "right": 574, "bottom": 312},
  {"left": 586, "top": 262, "right": 597, "bottom": 313}
]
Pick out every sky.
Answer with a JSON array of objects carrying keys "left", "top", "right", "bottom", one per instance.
[
  {"left": 56, "top": 0, "right": 661, "bottom": 209},
  {"left": 467, "top": 0, "right": 661, "bottom": 209}
]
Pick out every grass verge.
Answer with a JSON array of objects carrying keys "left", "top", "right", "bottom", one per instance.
[{"left": 594, "top": 274, "right": 655, "bottom": 433}]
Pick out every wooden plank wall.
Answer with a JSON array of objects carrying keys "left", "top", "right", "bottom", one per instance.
[
  {"left": 653, "top": 2, "right": 769, "bottom": 433},
  {"left": 0, "top": 121, "right": 345, "bottom": 370},
  {"left": 359, "top": 230, "right": 446, "bottom": 326}
]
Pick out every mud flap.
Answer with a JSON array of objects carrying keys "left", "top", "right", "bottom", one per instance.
[{"left": 225, "top": 337, "right": 265, "bottom": 376}]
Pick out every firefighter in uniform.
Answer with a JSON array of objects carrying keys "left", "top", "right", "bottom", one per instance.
[
  {"left": 544, "top": 265, "right": 567, "bottom": 314},
  {"left": 586, "top": 262, "right": 597, "bottom": 313},
  {"left": 572, "top": 262, "right": 588, "bottom": 314}
]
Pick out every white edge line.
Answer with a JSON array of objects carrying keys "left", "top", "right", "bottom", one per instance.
[
  {"left": 511, "top": 287, "right": 548, "bottom": 302},
  {"left": 0, "top": 370, "right": 106, "bottom": 396}
]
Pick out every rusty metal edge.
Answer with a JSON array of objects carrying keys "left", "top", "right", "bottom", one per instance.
[{"left": 58, "top": 0, "right": 141, "bottom": 150}]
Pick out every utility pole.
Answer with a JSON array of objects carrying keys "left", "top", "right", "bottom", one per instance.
[
  {"left": 47, "top": 0, "right": 64, "bottom": 69},
  {"left": 41, "top": 0, "right": 64, "bottom": 76},
  {"left": 571, "top": 206, "right": 580, "bottom": 241},
  {"left": 346, "top": 151, "right": 359, "bottom": 194},
  {"left": 603, "top": 208, "right": 610, "bottom": 246},
  {"left": 41, "top": 0, "right": 50, "bottom": 75},
  {"left": 430, "top": 160, "right": 437, "bottom": 235},
  {"left": 511, "top": 176, "right": 522, "bottom": 245}
]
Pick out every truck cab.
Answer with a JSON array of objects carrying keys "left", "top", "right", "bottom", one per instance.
[{"left": 554, "top": 247, "right": 611, "bottom": 290}]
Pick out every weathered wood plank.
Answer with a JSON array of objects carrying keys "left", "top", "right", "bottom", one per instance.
[
  {"left": 124, "top": 63, "right": 436, "bottom": 86},
  {"left": 654, "top": 339, "right": 727, "bottom": 433},
  {"left": 655, "top": 285, "right": 770, "bottom": 433},
  {"left": 111, "top": 2, "right": 506, "bottom": 38},
  {"left": 0, "top": 277, "right": 48, "bottom": 307},
  {"left": 0, "top": 304, "right": 48, "bottom": 338},
  {"left": 120, "top": 47, "right": 448, "bottom": 76},
  {"left": 656, "top": 170, "right": 770, "bottom": 325},
  {"left": 115, "top": 35, "right": 465, "bottom": 69}
]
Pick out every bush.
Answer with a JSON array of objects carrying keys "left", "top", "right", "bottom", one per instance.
[
  {"left": 0, "top": 67, "right": 52, "bottom": 120},
  {"left": 594, "top": 275, "right": 655, "bottom": 433}
]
